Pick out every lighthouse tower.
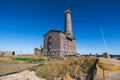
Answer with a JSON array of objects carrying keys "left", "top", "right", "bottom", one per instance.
[
  {"left": 43, "top": 9, "right": 76, "bottom": 57},
  {"left": 64, "top": 9, "right": 73, "bottom": 37}
]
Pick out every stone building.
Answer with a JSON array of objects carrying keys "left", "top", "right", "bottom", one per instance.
[
  {"left": 0, "top": 51, "right": 15, "bottom": 57},
  {"left": 34, "top": 45, "right": 43, "bottom": 56},
  {"left": 103, "top": 52, "right": 110, "bottom": 58},
  {"left": 43, "top": 9, "right": 76, "bottom": 57}
]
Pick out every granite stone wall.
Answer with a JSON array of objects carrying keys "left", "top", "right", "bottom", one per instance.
[{"left": 43, "top": 31, "right": 76, "bottom": 57}]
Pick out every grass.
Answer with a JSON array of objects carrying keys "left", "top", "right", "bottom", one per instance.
[
  {"left": 29, "top": 56, "right": 96, "bottom": 80},
  {"left": 97, "top": 58, "right": 120, "bottom": 72},
  {"left": 0, "top": 55, "right": 45, "bottom": 75},
  {"left": 0, "top": 55, "right": 45, "bottom": 64},
  {"left": 14, "top": 57, "right": 45, "bottom": 63},
  {"left": 0, "top": 56, "right": 97, "bottom": 80},
  {"left": 98, "top": 63, "right": 120, "bottom": 71},
  {"left": 0, "top": 57, "right": 26, "bottom": 64}
]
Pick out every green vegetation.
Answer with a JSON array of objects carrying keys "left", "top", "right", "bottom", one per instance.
[
  {"left": 0, "top": 55, "right": 46, "bottom": 64},
  {"left": 29, "top": 57, "right": 96, "bottom": 80},
  {"left": 0, "top": 56, "right": 96, "bottom": 80},
  {"left": 14, "top": 57, "right": 45, "bottom": 63},
  {"left": 0, "top": 57, "right": 26, "bottom": 64}
]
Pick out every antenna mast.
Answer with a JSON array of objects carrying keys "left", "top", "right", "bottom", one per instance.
[{"left": 100, "top": 27, "right": 108, "bottom": 52}]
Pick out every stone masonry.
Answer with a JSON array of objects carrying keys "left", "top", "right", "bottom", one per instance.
[{"left": 43, "top": 9, "right": 76, "bottom": 57}]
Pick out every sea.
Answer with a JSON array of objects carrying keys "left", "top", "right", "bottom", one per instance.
[
  {"left": 110, "top": 55, "right": 120, "bottom": 58},
  {"left": 82, "top": 54, "right": 120, "bottom": 58}
]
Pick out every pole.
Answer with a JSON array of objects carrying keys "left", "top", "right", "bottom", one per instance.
[
  {"left": 103, "top": 69, "right": 105, "bottom": 80},
  {"left": 100, "top": 26, "right": 108, "bottom": 52}
]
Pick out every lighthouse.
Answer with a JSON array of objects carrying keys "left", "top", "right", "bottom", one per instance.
[
  {"left": 64, "top": 9, "right": 73, "bottom": 37},
  {"left": 43, "top": 9, "right": 76, "bottom": 57}
]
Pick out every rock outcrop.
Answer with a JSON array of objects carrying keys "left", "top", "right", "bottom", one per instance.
[{"left": 0, "top": 70, "right": 45, "bottom": 80}]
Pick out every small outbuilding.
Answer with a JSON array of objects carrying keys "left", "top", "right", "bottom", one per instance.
[
  {"left": 0, "top": 51, "right": 15, "bottom": 57},
  {"left": 103, "top": 52, "right": 110, "bottom": 58}
]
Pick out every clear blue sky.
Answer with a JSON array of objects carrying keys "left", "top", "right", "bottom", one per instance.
[{"left": 0, "top": 0, "right": 120, "bottom": 55}]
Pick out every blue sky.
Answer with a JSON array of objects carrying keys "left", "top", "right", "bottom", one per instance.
[{"left": 0, "top": 0, "right": 120, "bottom": 55}]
